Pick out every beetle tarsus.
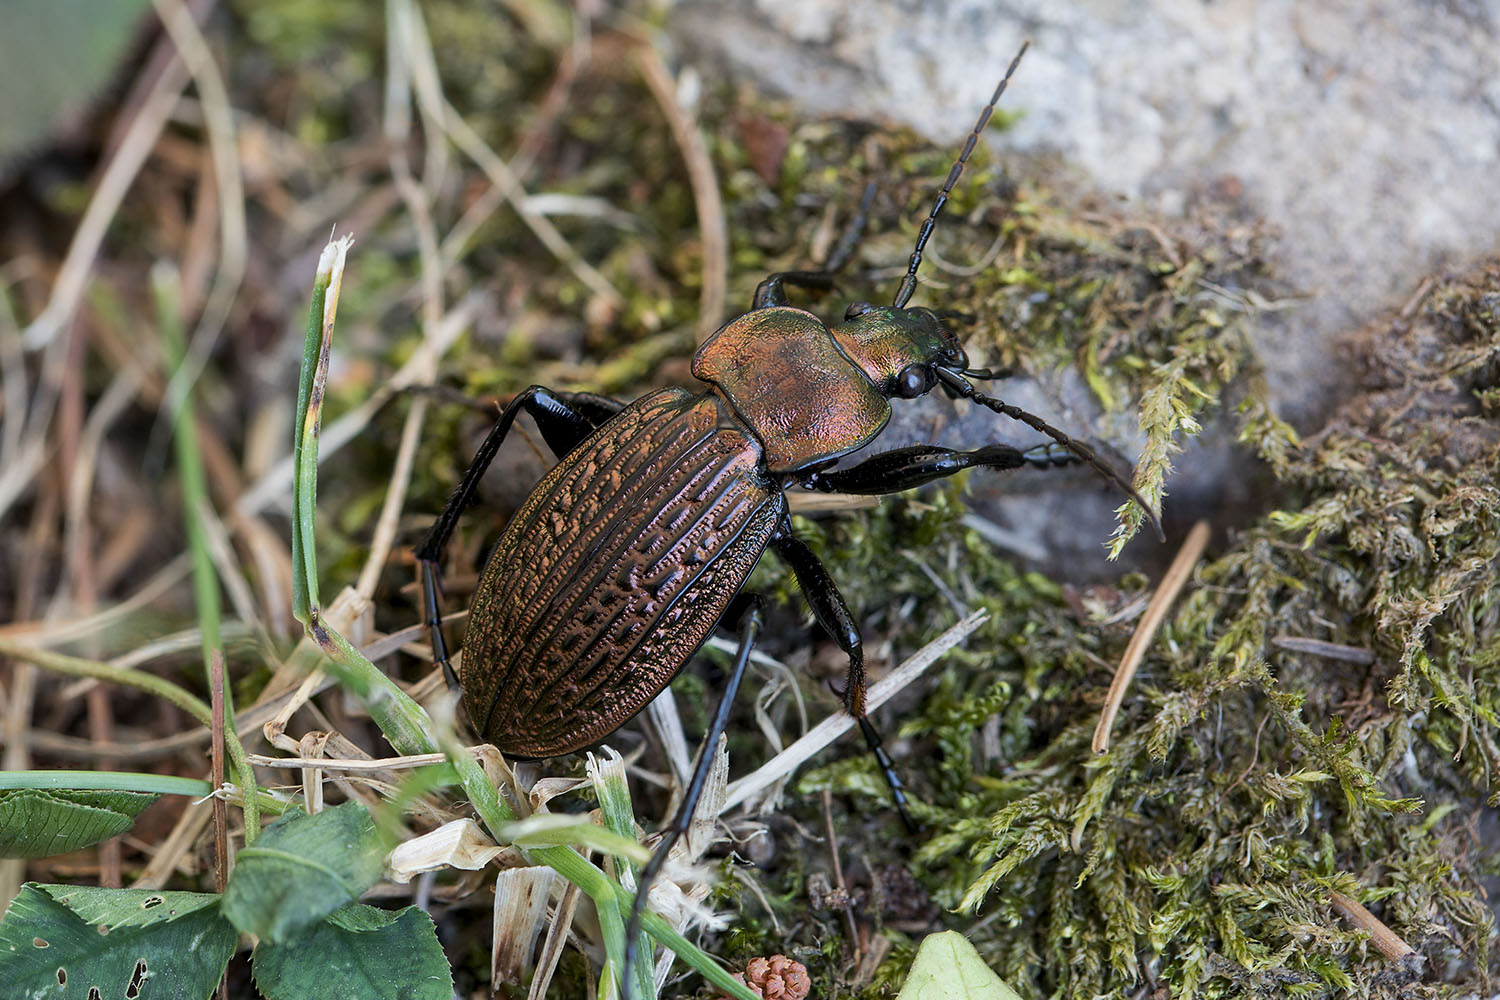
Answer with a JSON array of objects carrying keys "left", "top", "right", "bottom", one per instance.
[
  {"left": 859, "top": 716, "right": 919, "bottom": 833},
  {"left": 928, "top": 367, "right": 1164, "bottom": 542},
  {"left": 417, "top": 558, "right": 461, "bottom": 691}
]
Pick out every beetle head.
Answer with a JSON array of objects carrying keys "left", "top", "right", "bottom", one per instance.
[{"left": 830, "top": 303, "right": 975, "bottom": 400}]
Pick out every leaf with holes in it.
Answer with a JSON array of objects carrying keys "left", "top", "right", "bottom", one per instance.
[
  {"left": 0, "top": 883, "right": 235, "bottom": 1000},
  {"left": 0, "top": 789, "right": 157, "bottom": 859},
  {"left": 896, "top": 931, "right": 1027, "bottom": 1000},
  {"left": 251, "top": 903, "right": 452, "bottom": 1000},
  {"left": 221, "top": 802, "right": 385, "bottom": 943}
]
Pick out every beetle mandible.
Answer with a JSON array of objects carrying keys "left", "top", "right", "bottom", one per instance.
[{"left": 414, "top": 40, "right": 1160, "bottom": 995}]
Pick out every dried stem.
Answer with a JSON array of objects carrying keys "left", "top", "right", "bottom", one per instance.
[{"left": 1093, "top": 520, "right": 1211, "bottom": 753}]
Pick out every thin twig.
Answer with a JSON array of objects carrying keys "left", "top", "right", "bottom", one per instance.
[
  {"left": 1328, "top": 890, "right": 1415, "bottom": 960},
  {"left": 821, "top": 787, "right": 860, "bottom": 951},
  {"left": 1269, "top": 635, "right": 1376, "bottom": 665},
  {"left": 247, "top": 749, "right": 470, "bottom": 771},
  {"left": 210, "top": 650, "right": 229, "bottom": 892},
  {"left": 1093, "top": 520, "right": 1211, "bottom": 754}
]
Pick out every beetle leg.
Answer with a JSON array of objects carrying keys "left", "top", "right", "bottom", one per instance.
[
  {"left": 752, "top": 270, "right": 836, "bottom": 309},
  {"left": 802, "top": 443, "right": 1046, "bottom": 494},
  {"left": 624, "top": 595, "right": 765, "bottom": 997},
  {"left": 772, "top": 527, "right": 917, "bottom": 832},
  {"left": 414, "top": 385, "right": 609, "bottom": 690},
  {"left": 551, "top": 390, "right": 625, "bottom": 442},
  {"left": 751, "top": 183, "right": 877, "bottom": 310},
  {"left": 1021, "top": 441, "right": 1079, "bottom": 468}
]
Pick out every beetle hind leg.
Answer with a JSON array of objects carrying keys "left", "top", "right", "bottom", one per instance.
[
  {"left": 751, "top": 183, "right": 877, "bottom": 309},
  {"left": 773, "top": 526, "right": 918, "bottom": 833},
  {"left": 624, "top": 595, "right": 765, "bottom": 996},
  {"left": 414, "top": 386, "right": 623, "bottom": 691}
]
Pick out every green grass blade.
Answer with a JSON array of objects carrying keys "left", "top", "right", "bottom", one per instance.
[{"left": 152, "top": 261, "right": 258, "bottom": 842}]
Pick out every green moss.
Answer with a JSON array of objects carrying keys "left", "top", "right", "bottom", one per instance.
[{"left": 858, "top": 260, "right": 1499, "bottom": 999}]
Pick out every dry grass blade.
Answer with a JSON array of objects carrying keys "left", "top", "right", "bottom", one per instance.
[
  {"left": 646, "top": 687, "right": 693, "bottom": 797},
  {"left": 388, "top": 818, "right": 508, "bottom": 884},
  {"left": 529, "top": 882, "right": 581, "bottom": 1000},
  {"left": 630, "top": 40, "right": 727, "bottom": 343},
  {"left": 1092, "top": 519, "right": 1211, "bottom": 754},
  {"left": 149, "top": 0, "right": 248, "bottom": 451},
  {"left": 492, "top": 865, "right": 560, "bottom": 988}
]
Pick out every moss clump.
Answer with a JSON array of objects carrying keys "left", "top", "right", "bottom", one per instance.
[{"left": 869, "top": 259, "right": 1499, "bottom": 998}]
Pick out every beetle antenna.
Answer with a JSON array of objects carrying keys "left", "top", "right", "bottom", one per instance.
[
  {"left": 933, "top": 368, "right": 1165, "bottom": 541},
  {"left": 891, "top": 40, "right": 1028, "bottom": 309}
]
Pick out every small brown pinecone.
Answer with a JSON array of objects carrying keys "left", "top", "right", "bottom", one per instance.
[{"left": 730, "top": 954, "right": 811, "bottom": 1000}]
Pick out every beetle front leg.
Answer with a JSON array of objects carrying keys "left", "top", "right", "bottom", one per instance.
[
  {"left": 414, "top": 385, "right": 619, "bottom": 689},
  {"left": 773, "top": 525, "right": 916, "bottom": 832},
  {"left": 803, "top": 442, "right": 1078, "bottom": 495}
]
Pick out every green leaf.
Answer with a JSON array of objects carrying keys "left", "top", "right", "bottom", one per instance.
[
  {"left": 897, "top": 931, "right": 1026, "bottom": 1000},
  {"left": 0, "top": 789, "right": 157, "bottom": 858},
  {"left": 0, "top": 883, "right": 235, "bottom": 1000},
  {"left": 251, "top": 903, "right": 452, "bottom": 1000},
  {"left": 222, "top": 802, "right": 385, "bottom": 942},
  {"left": 34, "top": 885, "right": 223, "bottom": 929}
]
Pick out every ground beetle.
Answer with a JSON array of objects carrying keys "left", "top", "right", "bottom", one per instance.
[{"left": 415, "top": 41, "right": 1160, "bottom": 995}]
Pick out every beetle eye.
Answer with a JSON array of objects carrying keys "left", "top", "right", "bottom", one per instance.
[
  {"left": 894, "top": 364, "right": 934, "bottom": 399},
  {"left": 845, "top": 301, "right": 875, "bottom": 320}
]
